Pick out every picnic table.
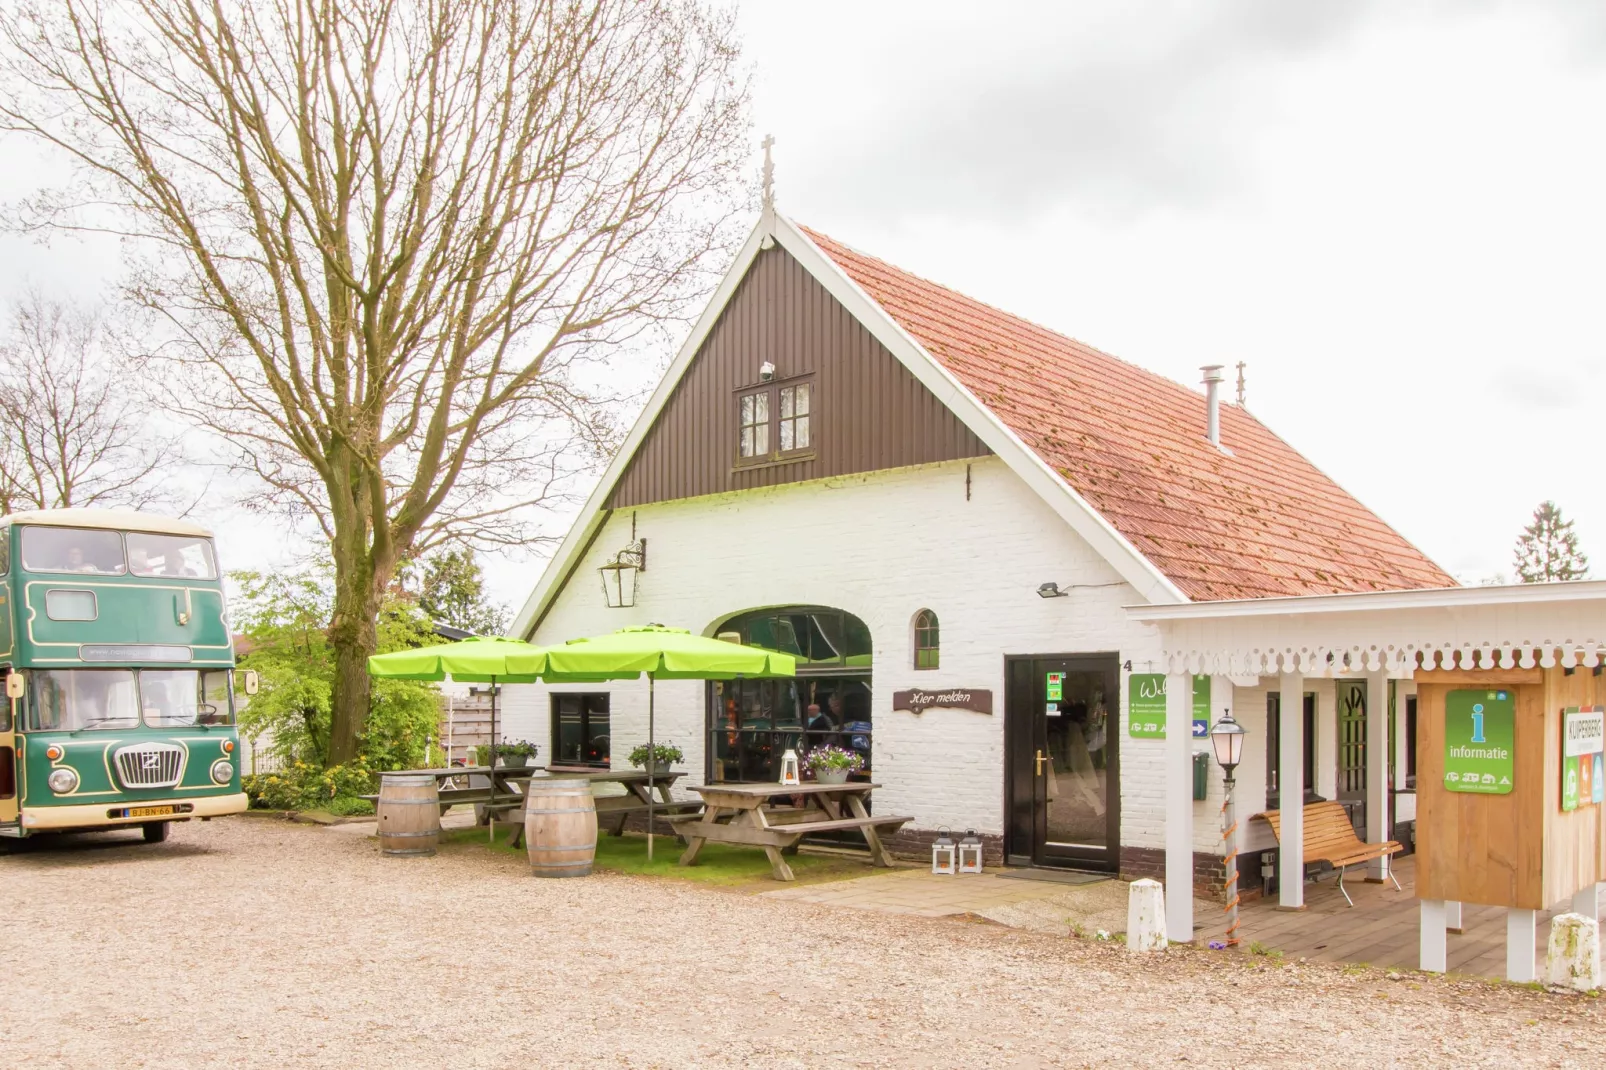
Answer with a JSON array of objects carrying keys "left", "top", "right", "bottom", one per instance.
[
  {"left": 369, "top": 764, "right": 539, "bottom": 820},
  {"left": 502, "top": 769, "right": 703, "bottom": 848},
  {"left": 670, "top": 782, "right": 912, "bottom": 881}
]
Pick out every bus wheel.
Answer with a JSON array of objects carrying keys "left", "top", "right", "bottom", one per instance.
[{"left": 141, "top": 822, "right": 170, "bottom": 844}]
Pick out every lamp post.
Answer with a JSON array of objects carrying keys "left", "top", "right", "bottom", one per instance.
[{"left": 1209, "top": 711, "right": 1247, "bottom": 948}]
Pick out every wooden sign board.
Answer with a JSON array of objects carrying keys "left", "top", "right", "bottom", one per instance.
[
  {"left": 892, "top": 688, "right": 993, "bottom": 715},
  {"left": 1416, "top": 668, "right": 1605, "bottom": 910}
]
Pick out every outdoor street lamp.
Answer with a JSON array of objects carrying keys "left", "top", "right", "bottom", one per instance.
[{"left": 1209, "top": 711, "right": 1247, "bottom": 948}]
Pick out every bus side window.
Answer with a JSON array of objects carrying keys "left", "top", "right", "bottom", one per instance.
[{"left": 201, "top": 670, "right": 234, "bottom": 725}]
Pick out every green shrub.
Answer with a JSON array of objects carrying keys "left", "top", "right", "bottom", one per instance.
[
  {"left": 243, "top": 757, "right": 376, "bottom": 811},
  {"left": 326, "top": 795, "right": 377, "bottom": 816}
]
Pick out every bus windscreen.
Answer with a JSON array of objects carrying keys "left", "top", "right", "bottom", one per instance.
[
  {"left": 20, "top": 527, "right": 127, "bottom": 575},
  {"left": 126, "top": 533, "right": 217, "bottom": 580}
]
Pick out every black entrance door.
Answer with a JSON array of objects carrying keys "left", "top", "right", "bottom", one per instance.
[{"left": 1005, "top": 654, "right": 1120, "bottom": 871}]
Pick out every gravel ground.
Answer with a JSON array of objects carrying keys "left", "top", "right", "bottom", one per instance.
[{"left": 3, "top": 817, "right": 1603, "bottom": 1069}]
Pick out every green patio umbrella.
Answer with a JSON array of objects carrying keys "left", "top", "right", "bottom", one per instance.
[
  {"left": 369, "top": 637, "right": 549, "bottom": 832},
  {"left": 509, "top": 625, "right": 795, "bottom": 859}
]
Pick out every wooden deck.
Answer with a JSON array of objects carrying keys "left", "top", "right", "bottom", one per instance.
[{"left": 1194, "top": 855, "right": 1590, "bottom": 976}]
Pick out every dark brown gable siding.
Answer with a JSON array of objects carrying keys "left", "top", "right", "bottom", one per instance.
[{"left": 607, "top": 246, "right": 992, "bottom": 508}]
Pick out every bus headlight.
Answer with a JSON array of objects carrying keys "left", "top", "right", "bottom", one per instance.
[
  {"left": 210, "top": 759, "right": 234, "bottom": 785},
  {"left": 47, "top": 767, "right": 79, "bottom": 794}
]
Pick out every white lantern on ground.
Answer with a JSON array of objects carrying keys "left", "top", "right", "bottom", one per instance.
[
  {"left": 958, "top": 829, "right": 985, "bottom": 874},
  {"left": 931, "top": 828, "right": 956, "bottom": 875},
  {"left": 779, "top": 748, "right": 801, "bottom": 786}
]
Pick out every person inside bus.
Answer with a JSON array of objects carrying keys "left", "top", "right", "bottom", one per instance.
[
  {"left": 129, "top": 545, "right": 153, "bottom": 575},
  {"left": 162, "top": 547, "right": 195, "bottom": 577},
  {"left": 64, "top": 544, "right": 97, "bottom": 573}
]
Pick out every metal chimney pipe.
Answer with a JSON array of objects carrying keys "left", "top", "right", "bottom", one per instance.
[{"left": 1201, "top": 365, "right": 1225, "bottom": 447}]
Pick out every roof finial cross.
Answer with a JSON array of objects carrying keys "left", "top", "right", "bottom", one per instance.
[
  {"left": 761, "top": 134, "right": 776, "bottom": 213},
  {"left": 1235, "top": 361, "right": 1247, "bottom": 406}
]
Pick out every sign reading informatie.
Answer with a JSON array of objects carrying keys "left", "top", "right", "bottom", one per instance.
[
  {"left": 891, "top": 688, "right": 993, "bottom": 716},
  {"left": 1127, "top": 674, "right": 1211, "bottom": 739},
  {"left": 1443, "top": 689, "right": 1515, "bottom": 795},
  {"left": 1561, "top": 706, "right": 1605, "bottom": 813}
]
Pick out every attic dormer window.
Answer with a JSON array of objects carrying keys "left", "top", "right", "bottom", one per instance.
[
  {"left": 735, "top": 374, "right": 815, "bottom": 466},
  {"left": 738, "top": 389, "right": 770, "bottom": 459}
]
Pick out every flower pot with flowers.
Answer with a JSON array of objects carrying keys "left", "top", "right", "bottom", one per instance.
[
  {"left": 803, "top": 745, "right": 864, "bottom": 785},
  {"left": 628, "top": 742, "right": 684, "bottom": 776},
  {"left": 494, "top": 740, "right": 539, "bottom": 769}
]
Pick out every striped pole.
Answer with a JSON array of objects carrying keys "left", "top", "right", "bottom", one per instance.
[{"left": 1221, "top": 774, "right": 1240, "bottom": 947}]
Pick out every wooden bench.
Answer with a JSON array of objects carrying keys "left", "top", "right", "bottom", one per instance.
[
  {"left": 764, "top": 815, "right": 912, "bottom": 836},
  {"left": 1253, "top": 801, "right": 1403, "bottom": 906}
]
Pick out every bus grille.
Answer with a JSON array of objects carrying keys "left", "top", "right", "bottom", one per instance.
[{"left": 113, "top": 743, "right": 185, "bottom": 789}]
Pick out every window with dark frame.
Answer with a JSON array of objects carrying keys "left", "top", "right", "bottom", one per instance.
[
  {"left": 1405, "top": 693, "right": 1417, "bottom": 788},
  {"left": 779, "top": 382, "right": 811, "bottom": 452},
  {"left": 738, "top": 389, "right": 769, "bottom": 460},
  {"left": 551, "top": 693, "right": 611, "bottom": 768},
  {"left": 707, "top": 607, "right": 872, "bottom": 786},
  {"left": 914, "top": 609, "right": 939, "bottom": 669},
  {"left": 735, "top": 375, "right": 814, "bottom": 466},
  {"left": 1265, "top": 691, "right": 1318, "bottom": 810}
]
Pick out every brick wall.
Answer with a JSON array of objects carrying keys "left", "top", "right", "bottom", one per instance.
[{"left": 499, "top": 457, "right": 1224, "bottom": 856}]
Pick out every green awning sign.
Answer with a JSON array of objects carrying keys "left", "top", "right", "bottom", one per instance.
[
  {"left": 1444, "top": 689, "right": 1514, "bottom": 795},
  {"left": 1128, "top": 674, "right": 1210, "bottom": 739}
]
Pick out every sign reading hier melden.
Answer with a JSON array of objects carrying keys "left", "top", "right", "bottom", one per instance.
[{"left": 1443, "top": 689, "right": 1514, "bottom": 795}]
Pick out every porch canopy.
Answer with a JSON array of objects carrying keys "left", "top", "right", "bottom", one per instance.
[{"left": 1127, "top": 580, "right": 1606, "bottom": 948}]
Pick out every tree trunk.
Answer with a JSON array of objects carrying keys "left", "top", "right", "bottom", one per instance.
[{"left": 326, "top": 552, "right": 384, "bottom": 768}]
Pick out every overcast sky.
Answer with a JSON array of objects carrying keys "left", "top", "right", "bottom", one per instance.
[{"left": 3, "top": 1, "right": 1603, "bottom": 605}]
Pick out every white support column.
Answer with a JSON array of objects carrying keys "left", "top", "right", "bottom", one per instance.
[
  {"left": 1446, "top": 900, "right": 1463, "bottom": 934},
  {"left": 1165, "top": 670, "right": 1195, "bottom": 943},
  {"left": 1573, "top": 883, "right": 1601, "bottom": 920},
  {"left": 1507, "top": 908, "right": 1537, "bottom": 983},
  {"left": 1365, "top": 671, "right": 1390, "bottom": 881},
  {"left": 1420, "top": 899, "right": 1447, "bottom": 973},
  {"left": 1278, "top": 672, "right": 1305, "bottom": 910}
]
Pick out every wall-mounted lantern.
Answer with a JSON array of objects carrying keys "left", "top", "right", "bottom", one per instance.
[{"left": 598, "top": 539, "right": 647, "bottom": 609}]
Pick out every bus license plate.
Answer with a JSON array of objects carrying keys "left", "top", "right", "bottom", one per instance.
[{"left": 129, "top": 806, "right": 176, "bottom": 818}]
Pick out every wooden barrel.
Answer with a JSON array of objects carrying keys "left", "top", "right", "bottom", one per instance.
[
  {"left": 525, "top": 778, "right": 597, "bottom": 878},
  {"left": 378, "top": 774, "right": 441, "bottom": 856}
]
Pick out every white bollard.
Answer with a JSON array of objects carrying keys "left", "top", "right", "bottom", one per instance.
[
  {"left": 1126, "top": 878, "right": 1168, "bottom": 953},
  {"left": 1545, "top": 912, "right": 1601, "bottom": 992}
]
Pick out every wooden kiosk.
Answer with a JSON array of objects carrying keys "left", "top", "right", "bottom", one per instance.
[{"left": 1416, "top": 667, "right": 1605, "bottom": 979}]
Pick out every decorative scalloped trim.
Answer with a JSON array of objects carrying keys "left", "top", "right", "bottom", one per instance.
[{"left": 1163, "top": 641, "right": 1604, "bottom": 677}]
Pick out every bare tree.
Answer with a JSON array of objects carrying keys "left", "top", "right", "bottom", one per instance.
[
  {"left": 0, "top": 292, "right": 172, "bottom": 515},
  {"left": 0, "top": 0, "right": 751, "bottom": 764}
]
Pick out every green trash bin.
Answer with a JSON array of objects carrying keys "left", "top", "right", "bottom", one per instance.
[{"left": 1193, "top": 750, "right": 1209, "bottom": 801}]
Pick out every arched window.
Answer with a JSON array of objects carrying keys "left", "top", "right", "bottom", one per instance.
[{"left": 914, "top": 609, "right": 939, "bottom": 670}]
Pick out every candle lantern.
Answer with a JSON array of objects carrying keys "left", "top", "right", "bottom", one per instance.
[
  {"left": 779, "top": 748, "right": 801, "bottom": 786},
  {"left": 931, "top": 827, "right": 957, "bottom": 875},
  {"left": 957, "top": 829, "right": 985, "bottom": 874}
]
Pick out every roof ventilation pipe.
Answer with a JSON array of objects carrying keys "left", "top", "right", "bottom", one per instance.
[{"left": 1201, "top": 365, "right": 1225, "bottom": 448}]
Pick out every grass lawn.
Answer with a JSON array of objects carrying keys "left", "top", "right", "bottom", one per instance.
[{"left": 439, "top": 826, "right": 888, "bottom": 890}]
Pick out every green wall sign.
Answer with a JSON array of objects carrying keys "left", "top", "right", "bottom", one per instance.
[
  {"left": 1443, "top": 689, "right": 1514, "bottom": 795},
  {"left": 1128, "top": 674, "right": 1210, "bottom": 739}
]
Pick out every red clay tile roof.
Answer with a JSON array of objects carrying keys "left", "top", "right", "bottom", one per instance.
[{"left": 802, "top": 226, "right": 1456, "bottom": 601}]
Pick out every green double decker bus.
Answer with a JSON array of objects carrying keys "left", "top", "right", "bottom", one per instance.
[{"left": 0, "top": 509, "right": 252, "bottom": 843}]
